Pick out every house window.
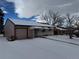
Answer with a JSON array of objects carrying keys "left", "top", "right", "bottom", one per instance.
[
  {"left": 48, "top": 29, "right": 52, "bottom": 31},
  {"left": 42, "top": 29, "right": 46, "bottom": 32}
]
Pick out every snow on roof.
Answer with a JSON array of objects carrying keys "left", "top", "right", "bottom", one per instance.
[
  {"left": 56, "top": 27, "right": 66, "bottom": 30},
  {"left": 9, "top": 18, "right": 52, "bottom": 27}
]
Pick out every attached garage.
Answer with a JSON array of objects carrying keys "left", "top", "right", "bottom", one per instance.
[
  {"left": 16, "top": 29, "right": 27, "bottom": 39},
  {"left": 27, "top": 28, "right": 34, "bottom": 38},
  {"left": 15, "top": 25, "right": 35, "bottom": 39},
  {"left": 4, "top": 18, "right": 53, "bottom": 41}
]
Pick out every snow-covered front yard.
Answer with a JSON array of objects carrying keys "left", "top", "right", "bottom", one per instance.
[
  {"left": 0, "top": 35, "right": 79, "bottom": 59},
  {"left": 44, "top": 35, "right": 79, "bottom": 45}
]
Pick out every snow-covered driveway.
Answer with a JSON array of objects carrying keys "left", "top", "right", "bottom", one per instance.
[{"left": 0, "top": 36, "right": 79, "bottom": 59}]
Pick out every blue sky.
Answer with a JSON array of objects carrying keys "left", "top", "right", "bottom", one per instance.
[
  {"left": 1, "top": 0, "right": 79, "bottom": 22},
  {"left": 0, "top": 0, "right": 37, "bottom": 21},
  {"left": 0, "top": 0, "right": 16, "bottom": 19}
]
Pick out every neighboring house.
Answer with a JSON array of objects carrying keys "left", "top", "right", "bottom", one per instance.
[
  {"left": 54, "top": 27, "right": 75, "bottom": 35},
  {"left": 4, "top": 18, "right": 53, "bottom": 41},
  {"left": 54, "top": 27, "right": 68, "bottom": 35}
]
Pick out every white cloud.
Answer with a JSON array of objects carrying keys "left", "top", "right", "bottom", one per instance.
[
  {"left": 72, "top": 12, "right": 79, "bottom": 16},
  {"left": 56, "top": 3, "right": 72, "bottom": 8},
  {"left": 7, "top": 0, "right": 41, "bottom": 18},
  {"left": 6, "top": 0, "right": 79, "bottom": 18}
]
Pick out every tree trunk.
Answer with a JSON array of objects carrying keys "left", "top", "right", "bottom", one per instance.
[{"left": 69, "top": 28, "right": 73, "bottom": 39}]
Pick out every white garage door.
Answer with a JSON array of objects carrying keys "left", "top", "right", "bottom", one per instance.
[{"left": 16, "top": 29, "right": 27, "bottom": 39}]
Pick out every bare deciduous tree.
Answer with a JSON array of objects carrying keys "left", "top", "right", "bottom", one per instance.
[
  {"left": 48, "top": 10, "right": 64, "bottom": 35},
  {"left": 66, "top": 13, "right": 76, "bottom": 39},
  {"left": 48, "top": 10, "right": 60, "bottom": 26},
  {"left": 40, "top": 10, "right": 65, "bottom": 35},
  {"left": 74, "top": 16, "right": 79, "bottom": 29},
  {"left": 56, "top": 17, "right": 65, "bottom": 27},
  {"left": 40, "top": 13, "right": 49, "bottom": 24}
]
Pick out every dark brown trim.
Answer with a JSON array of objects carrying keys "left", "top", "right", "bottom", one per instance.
[
  {"left": 14, "top": 24, "right": 16, "bottom": 40},
  {"left": 15, "top": 25, "right": 30, "bottom": 29},
  {"left": 9, "top": 19, "right": 16, "bottom": 39},
  {"left": 15, "top": 25, "right": 30, "bottom": 27},
  {"left": 27, "top": 28, "right": 29, "bottom": 38},
  {"left": 15, "top": 25, "right": 52, "bottom": 27},
  {"left": 26, "top": 28, "right": 27, "bottom": 38},
  {"left": 26, "top": 29, "right": 27, "bottom": 38},
  {"left": 9, "top": 19, "right": 15, "bottom": 25}
]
